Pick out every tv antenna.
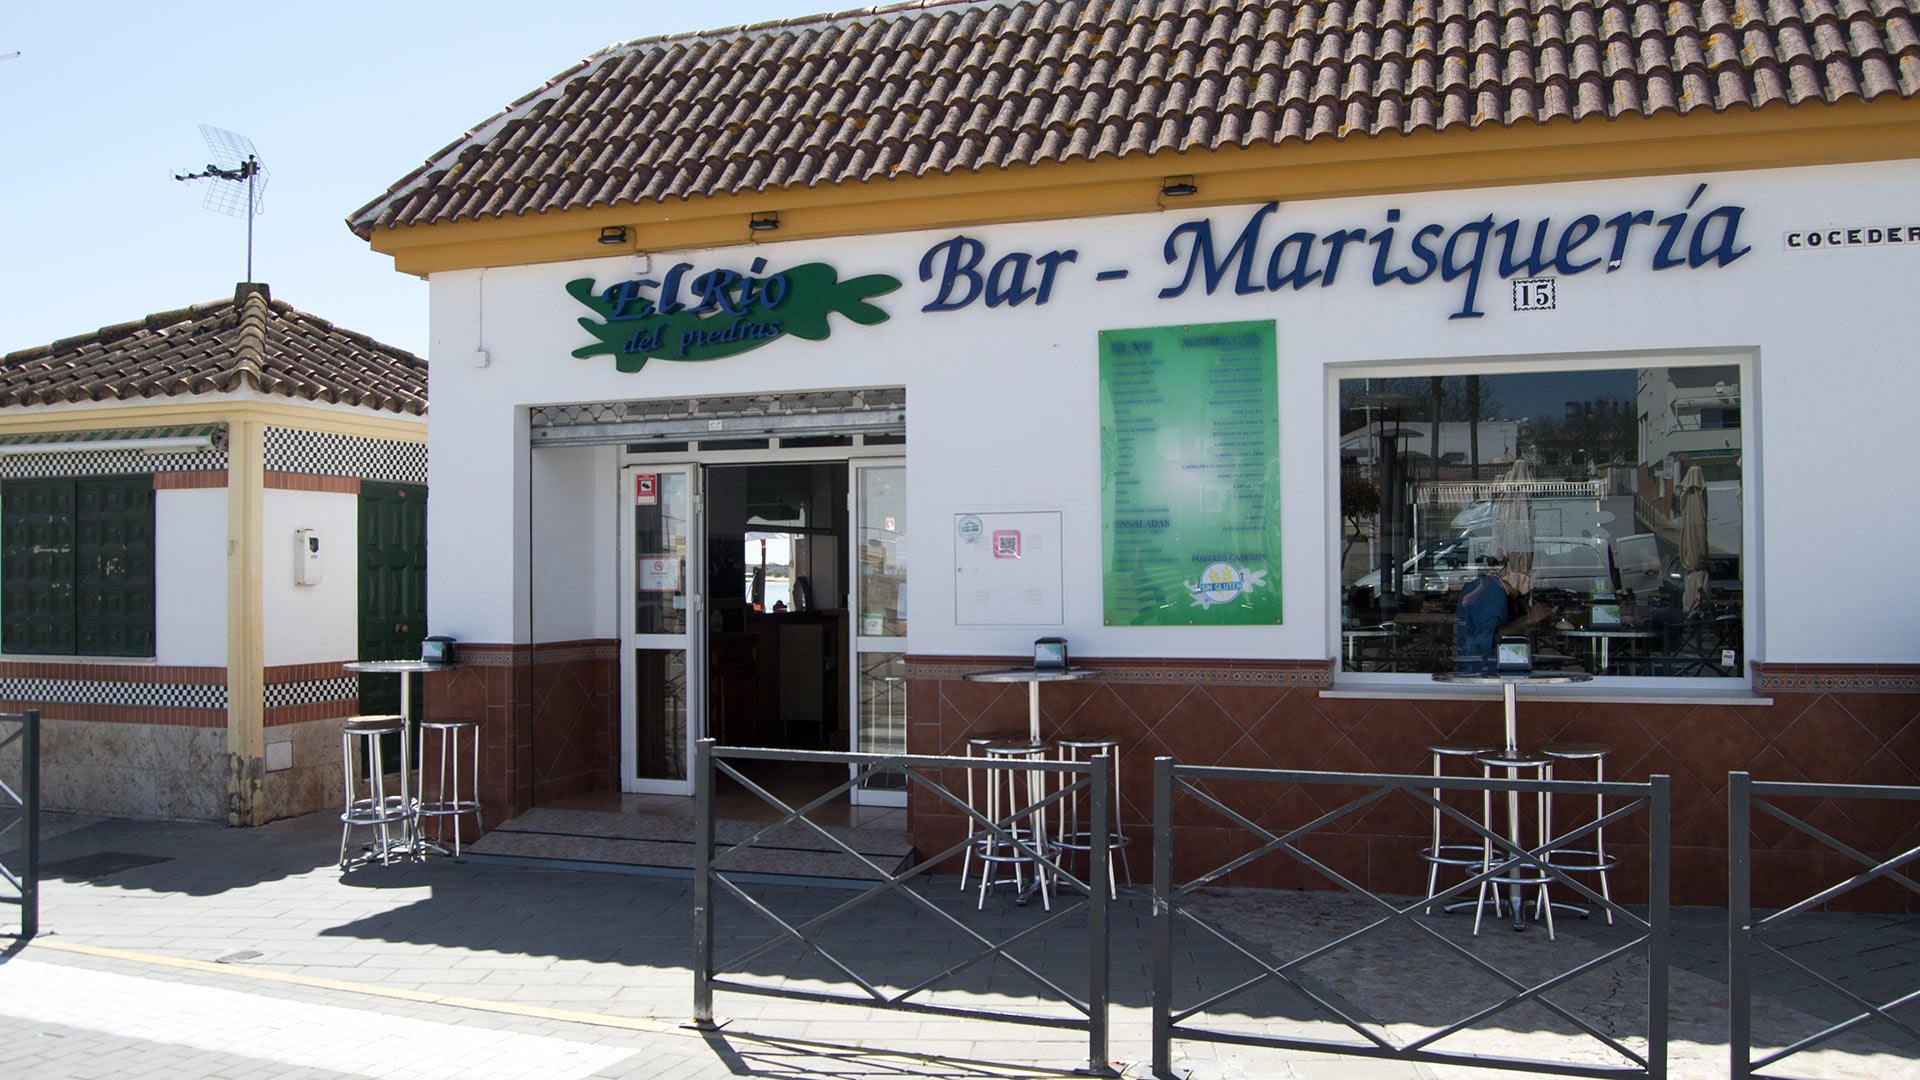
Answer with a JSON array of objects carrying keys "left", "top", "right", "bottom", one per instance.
[{"left": 173, "top": 125, "right": 269, "bottom": 282}]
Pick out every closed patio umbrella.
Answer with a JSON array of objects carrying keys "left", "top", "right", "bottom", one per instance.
[
  {"left": 1677, "top": 465, "right": 1710, "bottom": 614},
  {"left": 1494, "top": 457, "right": 1535, "bottom": 589}
]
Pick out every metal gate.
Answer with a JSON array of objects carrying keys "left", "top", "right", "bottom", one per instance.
[
  {"left": 1728, "top": 771, "right": 1920, "bottom": 1079},
  {"left": 0, "top": 710, "right": 39, "bottom": 941},
  {"left": 690, "top": 740, "right": 1115, "bottom": 1075},
  {"left": 1151, "top": 758, "right": 1670, "bottom": 1079}
]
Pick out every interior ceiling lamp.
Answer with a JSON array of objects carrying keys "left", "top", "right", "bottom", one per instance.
[
  {"left": 598, "top": 225, "right": 629, "bottom": 245},
  {"left": 1161, "top": 176, "right": 1198, "bottom": 197},
  {"left": 749, "top": 211, "right": 780, "bottom": 232}
]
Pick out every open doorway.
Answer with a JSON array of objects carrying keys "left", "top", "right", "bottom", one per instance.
[
  {"left": 618, "top": 452, "right": 906, "bottom": 812},
  {"left": 704, "top": 462, "right": 849, "bottom": 753}
]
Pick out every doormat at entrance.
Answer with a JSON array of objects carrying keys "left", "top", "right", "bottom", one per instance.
[{"left": 465, "top": 808, "right": 913, "bottom": 881}]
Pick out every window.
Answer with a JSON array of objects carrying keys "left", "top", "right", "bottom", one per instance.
[
  {"left": 2, "top": 476, "right": 155, "bottom": 657},
  {"left": 1338, "top": 364, "right": 1743, "bottom": 678}
]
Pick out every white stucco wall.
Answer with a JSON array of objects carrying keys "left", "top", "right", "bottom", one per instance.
[
  {"left": 261, "top": 489, "right": 359, "bottom": 666},
  {"left": 426, "top": 159, "right": 1920, "bottom": 666},
  {"left": 530, "top": 443, "right": 619, "bottom": 643},
  {"left": 154, "top": 487, "right": 227, "bottom": 667}
]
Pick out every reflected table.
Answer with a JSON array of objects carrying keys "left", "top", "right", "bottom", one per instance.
[
  {"left": 1341, "top": 626, "right": 1410, "bottom": 671},
  {"left": 1556, "top": 629, "right": 1659, "bottom": 674}
]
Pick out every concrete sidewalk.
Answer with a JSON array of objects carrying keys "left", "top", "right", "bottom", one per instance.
[{"left": 1, "top": 809, "right": 1915, "bottom": 1079}]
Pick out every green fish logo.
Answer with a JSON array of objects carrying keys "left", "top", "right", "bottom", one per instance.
[{"left": 567, "top": 262, "right": 900, "bottom": 373}]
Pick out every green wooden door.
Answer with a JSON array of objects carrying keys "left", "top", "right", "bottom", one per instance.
[{"left": 357, "top": 481, "right": 427, "bottom": 718}]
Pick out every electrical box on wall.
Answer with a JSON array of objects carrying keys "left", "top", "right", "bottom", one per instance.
[{"left": 295, "top": 528, "right": 322, "bottom": 586}]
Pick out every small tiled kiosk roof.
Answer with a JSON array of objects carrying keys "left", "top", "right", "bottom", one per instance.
[
  {"left": 0, "top": 284, "right": 427, "bottom": 415},
  {"left": 349, "top": 0, "right": 1920, "bottom": 236}
]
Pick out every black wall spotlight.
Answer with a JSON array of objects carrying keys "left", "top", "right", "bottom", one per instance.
[
  {"left": 598, "top": 225, "right": 629, "bottom": 245},
  {"left": 749, "top": 211, "right": 780, "bottom": 232},
  {"left": 1161, "top": 176, "right": 1198, "bottom": 197}
]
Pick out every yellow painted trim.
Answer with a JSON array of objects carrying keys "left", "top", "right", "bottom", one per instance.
[
  {"left": 0, "top": 401, "right": 425, "bottom": 443},
  {"left": 225, "top": 418, "right": 265, "bottom": 827},
  {"left": 31, "top": 940, "right": 688, "bottom": 1037},
  {"left": 365, "top": 99, "right": 1920, "bottom": 276}
]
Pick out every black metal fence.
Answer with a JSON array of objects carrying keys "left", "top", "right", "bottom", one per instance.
[
  {"left": 0, "top": 710, "right": 40, "bottom": 941},
  {"left": 1151, "top": 757, "right": 1671, "bottom": 1080},
  {"left": 1728, "top": 772, "right": 1920, "bottom": 1079},
  {"left": 690, "top": 740, "right": 1116, "bottom": 1076}
]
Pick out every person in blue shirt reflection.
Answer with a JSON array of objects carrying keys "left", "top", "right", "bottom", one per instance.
[{"left": 1454, "top": 561, "right": 1550, "bottom": 673}]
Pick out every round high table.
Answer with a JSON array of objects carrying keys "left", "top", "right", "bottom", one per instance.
[
  {"left": 960, "top": 666, "right": 1100, "bottom": 742},
  {"left": 1431, "top": 670, "right": 1592, "bottom": 933},
  {"left": 1430, "top": 670, "right": 1592, "bottom": 754},
  {"left": 342, "top": 658, "right": 455, "bottom": 728},
  {"left": 343, "top": 659, "right": 457, "bottom": 856}
]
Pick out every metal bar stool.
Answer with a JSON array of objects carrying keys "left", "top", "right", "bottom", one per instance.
[
  {"left": 415, "top": 718, "right": 483, "bottom": 856},
  {"left": 1420, "top": 739, "right": 1498, "bottom": 915},
  {"left": 958, "top": 731, "right": 1021, "bottom": 892},
  {"left": 975, "top": 738, "right": 1053, "bottom": 910},
  {"left": 338, "top": 715, "right": 413, "bottom": 869},
  {"left": 1054, "top": 737, "right": 1132, "bottom": 898},
  {"left": 1474, "top": 746, "right": 1557, "bottom": 937},
  {"left": 1542, "top": 742, "right": 1618, "bottom": 924}
]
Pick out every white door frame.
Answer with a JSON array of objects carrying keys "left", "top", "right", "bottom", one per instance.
[
  {"left": 618, "top": 463, "right": 703, "bottom": 795},
  {"left": 849, "top": 457, "right": 909, "bottom": 808}
]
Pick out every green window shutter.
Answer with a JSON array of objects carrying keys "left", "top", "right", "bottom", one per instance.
[
  {"left": 75, "top": 476, "right": 156, "bottom": 658},
  {"left": 3, "top": 479, "right": 77, "bottom": 655},
  {"left": 2, "top": 475, "right": 154, "bottom": 657}
]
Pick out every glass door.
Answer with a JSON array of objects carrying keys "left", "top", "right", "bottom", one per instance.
[
  {"left": 849, "top": 460, "right": 907, "bottom": 807},
  {"left": 620, "top": 465, "right": 702, "bottom": 794}
]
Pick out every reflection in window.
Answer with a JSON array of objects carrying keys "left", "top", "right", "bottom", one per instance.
[{"left": 1337, "top": 365, "right": 1743, "bottom": 678}]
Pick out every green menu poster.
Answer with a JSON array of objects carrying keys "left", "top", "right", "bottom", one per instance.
[{"left": 1100, "top": 320, "right": 1281, "bottom": 626}]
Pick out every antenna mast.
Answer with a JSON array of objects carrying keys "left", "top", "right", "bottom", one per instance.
[{"left": 173, "top": 125, "right": 269, "bottom": 283}]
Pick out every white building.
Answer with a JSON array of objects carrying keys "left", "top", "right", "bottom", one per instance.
[{"left": 350, "top": 0, "right": 1920, "bottom": 904}]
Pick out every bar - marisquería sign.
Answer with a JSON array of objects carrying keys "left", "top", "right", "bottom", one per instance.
[
  {"left": 568, "top": 258, "right": 901, "bottom": 372},
  {"left": 568, "top": 182, "right": 1755, "bottom": 371}
]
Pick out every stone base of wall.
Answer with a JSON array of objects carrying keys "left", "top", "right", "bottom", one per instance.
[
  {"left": 260, "top": 715, "right": 357, "bottom": 824},
  {"left": 13, "top": 717, "right": 228, "bottom": 822}
]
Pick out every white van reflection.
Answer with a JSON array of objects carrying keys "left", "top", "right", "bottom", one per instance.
[{"left": 1354, "top": 533, "right": 1656, "bottom": 600}]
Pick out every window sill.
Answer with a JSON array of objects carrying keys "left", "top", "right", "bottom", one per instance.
[{"left": 1322, "top": 681, "right": 1772, "bottom": 707}]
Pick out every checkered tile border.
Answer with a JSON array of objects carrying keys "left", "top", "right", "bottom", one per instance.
[
  {"left": 264, "top": 678, "right": 357, "bottom": 709},
  {"left": 0, "top": 424, "right": 226, "bottom": 478},
  {"left": 265, "top": 427, "right": 427, "bottom": 484},
  {"left": 0, "top": 678, "right": 227, "bottom": 709}
]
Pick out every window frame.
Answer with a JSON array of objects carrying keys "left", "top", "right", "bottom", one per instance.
[{"left": 1328, "top": 350, "right": 1753, "bottom": 686}]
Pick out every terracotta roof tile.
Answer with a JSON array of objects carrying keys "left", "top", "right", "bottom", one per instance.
[
  {"left": 0, "top": 285, "right": 427, "bottom": 415},
  {"left": 350, "top": 0, "right": 1920, "bottom": 235}
]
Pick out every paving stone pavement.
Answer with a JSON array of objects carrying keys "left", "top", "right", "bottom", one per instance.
[{"left": 0, "top": 810, "right": 1914, "bottom": 1079}]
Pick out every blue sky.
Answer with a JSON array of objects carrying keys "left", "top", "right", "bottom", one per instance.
[{"left": 0, "top": 2, "right": 836, "bottom": 359}]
